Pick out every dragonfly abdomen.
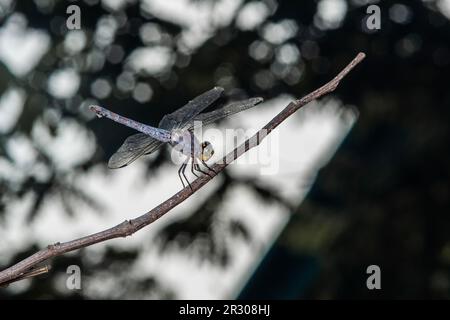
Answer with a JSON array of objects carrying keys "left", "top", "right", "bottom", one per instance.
[
  {"left": 140, "top": 124, "right": 171, "bottom": 142},
  {"left": 90, "top": 105, "right": 171, "bottom": 142}
]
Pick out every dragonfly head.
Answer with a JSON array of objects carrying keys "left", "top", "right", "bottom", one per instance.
[{"left": 201, "top": 141, "right": 214, "bottom": 161}]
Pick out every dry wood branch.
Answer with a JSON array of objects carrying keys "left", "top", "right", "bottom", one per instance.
[{"left": 0, "top": 52, "right": 365, "bottom": 286}]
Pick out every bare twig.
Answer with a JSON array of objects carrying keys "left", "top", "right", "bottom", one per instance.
[
  {"left": 0, "top": 52, "right": 365, "bottom": 286},
  {"left": 0, "top": 265, "right": 51, "bottom": 288}
]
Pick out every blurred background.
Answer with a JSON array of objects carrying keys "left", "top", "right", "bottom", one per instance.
[{"left": 0, "top": 0, "right": 449, "bottom": 299}]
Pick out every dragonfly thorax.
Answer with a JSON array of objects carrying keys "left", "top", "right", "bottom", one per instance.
[{"left": 170, "top": 129, "right": 213, "bottom": 160}]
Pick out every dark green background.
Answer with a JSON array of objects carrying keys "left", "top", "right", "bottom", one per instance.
[{"left": 1, "top": 0, "right": 449, "bottom": 299}]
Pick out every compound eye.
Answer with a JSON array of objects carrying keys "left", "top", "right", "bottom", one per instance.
[
  {"left": 201, "top": 141, "right": 214, "bottom": 161},
  {"left": 202, "top": 141, "right": 211, "bottom": 149}
]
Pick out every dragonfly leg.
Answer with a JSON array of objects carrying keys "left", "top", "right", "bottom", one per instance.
[
  {"left": 190, "top": 158, "right": 199, "bottom": 177},
  {"left": 181, "top": 160, "right": 192, "bottom": 190},
  {"left": 194, "top": 163, "right": 213, "bottom": 178},
  {"left": 177, "top": 163, "right": 187, "bottom": 189},
  {"left": 202, "top": 160, "right": 216, "bottom": 174}
]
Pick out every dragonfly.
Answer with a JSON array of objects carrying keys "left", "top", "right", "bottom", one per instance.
[{"left": 90, "top": 87, "right": 263, "bottom": 189}]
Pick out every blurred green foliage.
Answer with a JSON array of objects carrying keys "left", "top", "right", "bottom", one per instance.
[{"left": 0, "top": 0, "right": 449, "bottom": 299}]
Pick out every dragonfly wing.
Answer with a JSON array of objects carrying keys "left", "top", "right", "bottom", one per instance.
[
  {"left": 186, "top": 97, "right": 264, "bottom": 130},
  {"left": 108, "top": 133, "right": 164, "bottom": 169},
  {"left": 159, "top": 87, "right": 224, "bottom": 130}
]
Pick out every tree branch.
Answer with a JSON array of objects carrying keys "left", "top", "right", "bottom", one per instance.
[{"left": 0, "top": 52, "right": 366, "bottom": 286}]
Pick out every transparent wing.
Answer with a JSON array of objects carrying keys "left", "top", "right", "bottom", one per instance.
[
  {"left": 159, "top": 87, "right": 224, "bottom": 130},
  {"left": 185, "top": 97, "right": 264, "bottom": 130},
  {"left": 108, "top": 133, "right": 164, "bottom": 169}
]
